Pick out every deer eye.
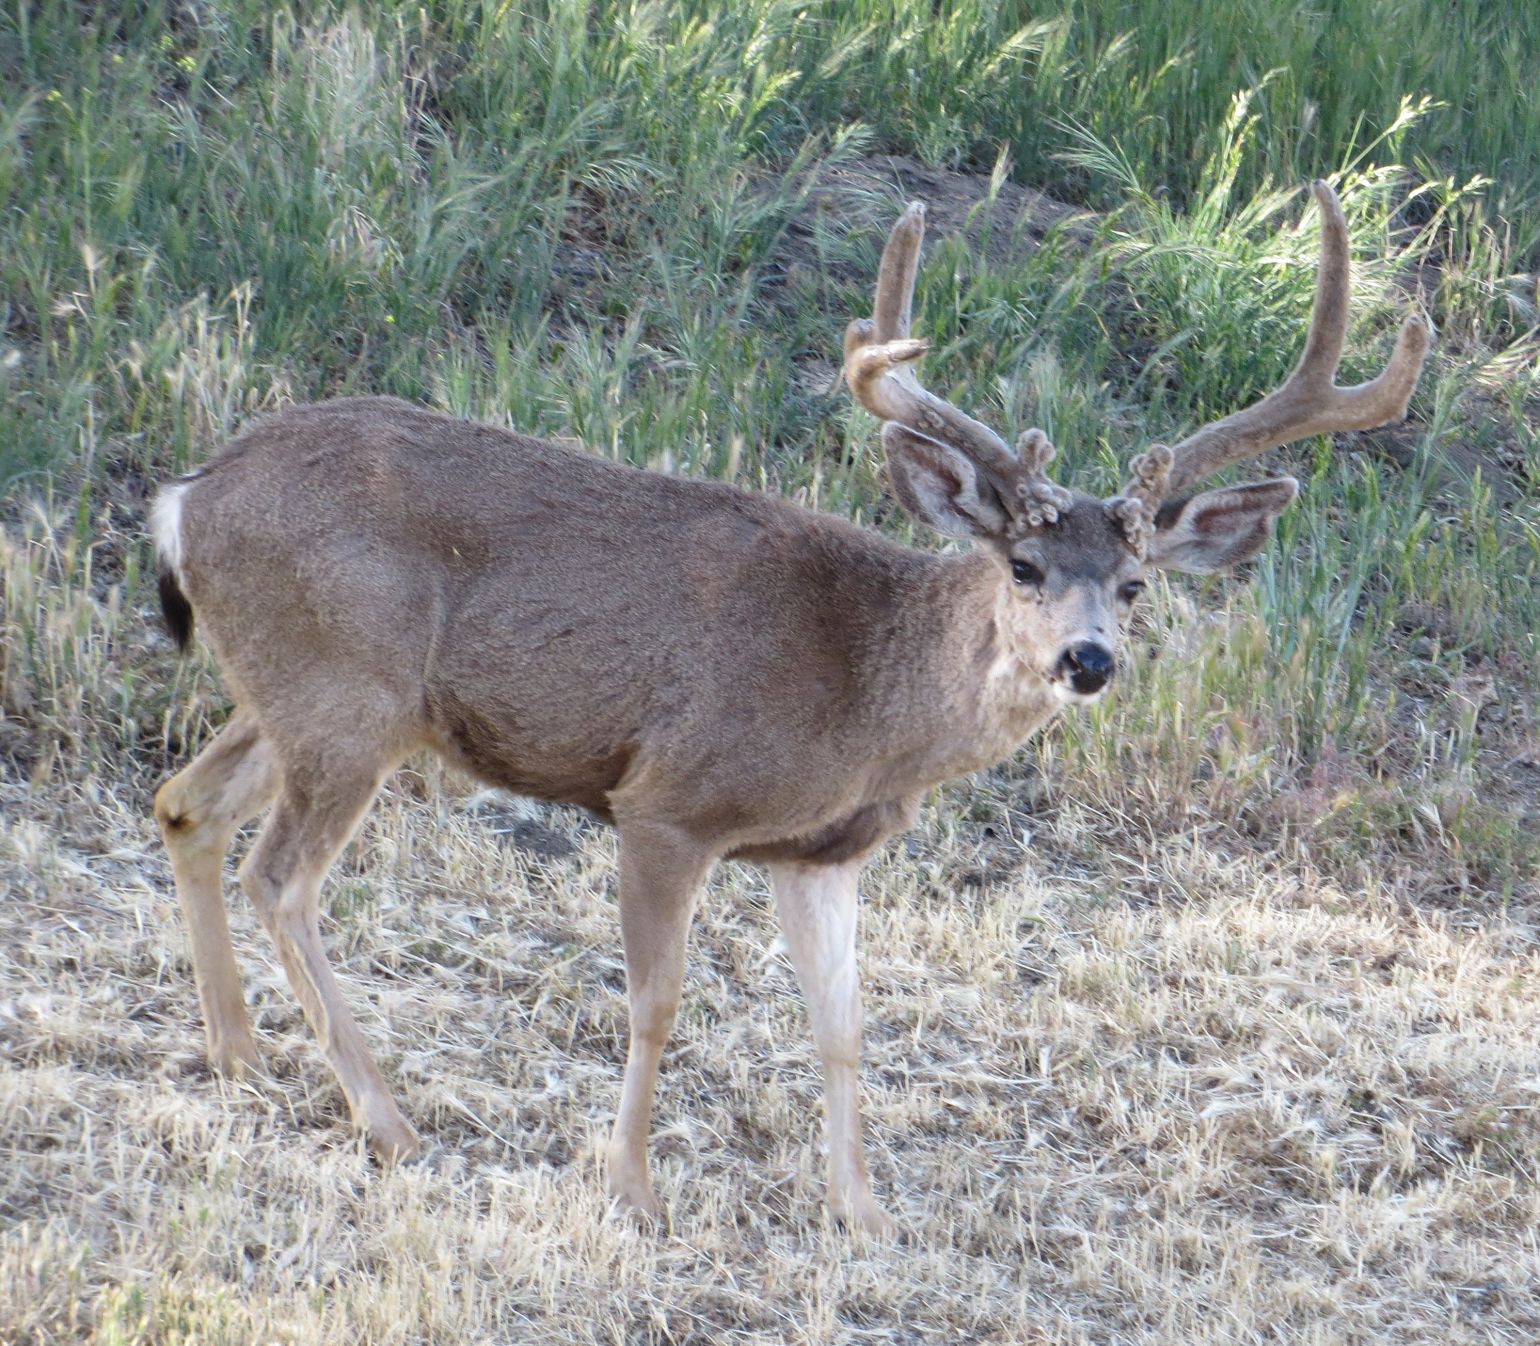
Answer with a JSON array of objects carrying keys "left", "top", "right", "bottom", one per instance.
[
  {"left": 1119, "top": 580, "right": 1146, "bottom": 604},
  {"left": 1011, "top": 559, "right": 1045, "bottom": 587}
]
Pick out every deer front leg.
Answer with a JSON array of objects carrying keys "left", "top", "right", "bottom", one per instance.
[
  {"left": 768, "top": 857, "right": 895, "bottom": 1237},
  {"left": 607, "top": 820, "right": 713, "bottom": 1220}
]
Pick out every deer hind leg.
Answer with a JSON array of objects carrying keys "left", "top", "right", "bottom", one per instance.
[
  {"left": 155, "top": 709, "right": 281, "bottom": 1077},
  {"left": 768, "top": 857, "right": 895, "bottom": 1237},
  {"left": 606, "top": 820, "right": 714, "bottom": 1220},
  {"left": 237, "top": 747, "right": 419, "bottom": 1163}
]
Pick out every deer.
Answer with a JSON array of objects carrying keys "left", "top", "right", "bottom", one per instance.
[{"left": 151, "top": 182, "right": 1428, "bottom": 1236}]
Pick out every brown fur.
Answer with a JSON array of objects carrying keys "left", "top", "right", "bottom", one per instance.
[{"left": 153, "top": 396, "right": 1080, "bottom": 1235}]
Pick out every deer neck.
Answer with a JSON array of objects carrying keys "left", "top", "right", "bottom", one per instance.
[{"left": 856, "top": 549, "right": 1062, "bottom": 792}]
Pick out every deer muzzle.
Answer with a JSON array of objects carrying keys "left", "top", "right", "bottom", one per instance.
[{"left": 1058, "top": 641, "right": 1115, "bottom": 698}]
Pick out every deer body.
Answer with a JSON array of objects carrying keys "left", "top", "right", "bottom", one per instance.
[
  {"left": 167, "top": 396, "right": 1058, "bottom": 858},
  {"left": 154, "top": 185, "right": 1427, "bottom": 1234}
]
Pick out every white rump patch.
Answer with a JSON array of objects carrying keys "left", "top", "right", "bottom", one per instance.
[{"left": 150, "top": 481, "right": 193, "bottom": 579}]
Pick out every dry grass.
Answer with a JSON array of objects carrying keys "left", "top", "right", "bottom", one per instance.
[{"left": 3, "top": 585, "right": 1538, "bottom": 1342}]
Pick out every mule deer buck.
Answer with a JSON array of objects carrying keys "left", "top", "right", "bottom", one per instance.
[{"left": 153, "top": 182, "right": 1427, "bottom": 1234}]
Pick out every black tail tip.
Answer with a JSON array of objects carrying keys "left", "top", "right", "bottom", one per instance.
[{"left": 158, "top": 568, "right": 194, "bottom": 652}]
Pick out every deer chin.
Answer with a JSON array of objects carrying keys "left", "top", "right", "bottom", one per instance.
[{"left": 1050, "top": 679, "right": 1110, "bottom": 708}]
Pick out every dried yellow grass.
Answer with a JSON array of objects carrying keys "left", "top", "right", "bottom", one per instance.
[{"left": 3, "top": 743, "right": 1537, "bottom": 1343}]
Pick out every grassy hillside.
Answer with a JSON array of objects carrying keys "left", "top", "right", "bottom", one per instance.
[{"left": 2, "top": 3, "right": 1538, "bottom": 1343}]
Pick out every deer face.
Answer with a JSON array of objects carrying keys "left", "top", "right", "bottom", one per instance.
[
  {"left": 994, "top": 494, "right": 1144, "bottom": 704},
  {"left": 881, "top": 419, "right": 1300, "bottom": 709},
  {"left": 846, "top": 187, "right": 1427, "bottom": 715}
]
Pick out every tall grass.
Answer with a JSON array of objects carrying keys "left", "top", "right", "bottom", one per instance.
[
  {"left": 3, "top": 1, "right": 1537, "bottom": 491},
  {"left": 0, "top": 2, "right": 853, "bottom": 487}
]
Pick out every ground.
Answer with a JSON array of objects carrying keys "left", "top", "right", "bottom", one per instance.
[{"left": 2, "top": 663, "right": 1537, "bottom": 1342}]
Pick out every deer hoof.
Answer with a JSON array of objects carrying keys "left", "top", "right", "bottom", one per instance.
[
  {"left": 607, "top": 1173, "right": 664, "bottom": 1224},
  {"left": 833, "top": 1192, "right": 900, "bottom": 1240},
  {"left": 207, "top": 1034, "right": 263, "bottom": 1080},
  {"left": 364, "top": 1116, "right": 423, "bottom": 1166}
]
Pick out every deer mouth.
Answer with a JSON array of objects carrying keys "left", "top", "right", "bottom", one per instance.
[{"left": 1050, "top": 680, "right": 1110, "bottom": 707}]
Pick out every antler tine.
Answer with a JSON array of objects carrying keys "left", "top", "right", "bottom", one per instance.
[
  {"left": 844, "top": 201, "right": 1022, "bottom": 484},
  {"left": 873, "top": 199, "right": 921, "bottom": 342},
  {"left": 1158, "top": 181, "right": 1432, "bottom": 498}
]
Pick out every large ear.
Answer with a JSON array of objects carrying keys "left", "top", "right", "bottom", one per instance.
[
  {"left": 1147, "top": 478, "right": 1299, "bottom": 574},
  {"left": 882, "top": 423, "right": 1008, "bottom": 539}
]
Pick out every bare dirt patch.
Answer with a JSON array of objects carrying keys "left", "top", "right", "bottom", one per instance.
[{"left": 777, "top": 152, "right": 1086, "bottom": 274}]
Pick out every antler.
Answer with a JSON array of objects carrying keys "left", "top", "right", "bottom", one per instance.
[
  {"left": 844, "top": 202, "right": 1072, "bottom": 524},
  {"left": 1128, "top": 181, "right": 1431, "bottom": 507}
]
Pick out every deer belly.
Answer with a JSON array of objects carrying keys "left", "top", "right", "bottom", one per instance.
[
  {"left": 726, "top": 795, "right": 921, "bottom": 865},
  {"left": 426, "top": 699, "right": 633, "bottom": 819}
]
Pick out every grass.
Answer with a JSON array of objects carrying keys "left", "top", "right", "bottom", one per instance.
[
  {"left": 3, "top": 2, "right": 1539, "bottom": 1343},
  {"left": 4, "top": 753, "right": 1539, "bottom": 1343}
]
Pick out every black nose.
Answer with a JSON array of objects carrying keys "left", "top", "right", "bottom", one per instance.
[{"left": 1061, "top": 641, "right": 1115, "bottom": 694}]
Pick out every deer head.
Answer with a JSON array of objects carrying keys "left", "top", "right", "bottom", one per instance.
[{"left": 844, "top": 182, "right": 1431, "bottom": 704}]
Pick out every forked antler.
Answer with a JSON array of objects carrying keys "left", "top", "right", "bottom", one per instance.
[
  {"left": 843, "top": 202, "right": 1072, "bottom": 525},
  {"left": 1130, "top": 181, "right": 1432, "bottom": 507},
  {"left": 848, "top": 184, "right": 1430, "bottom": 551}
]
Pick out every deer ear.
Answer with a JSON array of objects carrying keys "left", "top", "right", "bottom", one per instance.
[
  {"left": 882, "top": 423, "right": 1008, "bottom": 539},
  {"left": 1147, "top": 478, "right": 1299, "bottom": 574}
]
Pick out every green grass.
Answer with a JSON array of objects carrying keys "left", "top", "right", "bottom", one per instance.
[
  {"left": 3, "top": 0, "right": 1537, "bottom": 485},
  {"left": 2, "top": 0, "right": 1536, "bottom": 868}
]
